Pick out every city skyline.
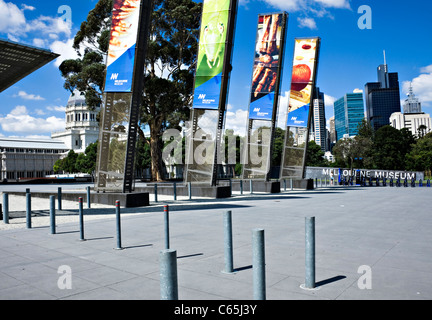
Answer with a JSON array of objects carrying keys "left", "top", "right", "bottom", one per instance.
[{"left": 0, "top": 0, "right": 431, "bottom": 139}]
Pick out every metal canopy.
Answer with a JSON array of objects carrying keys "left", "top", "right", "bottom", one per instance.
[{"left": 0, "top": 39, "right": 60, "bottom": 93}]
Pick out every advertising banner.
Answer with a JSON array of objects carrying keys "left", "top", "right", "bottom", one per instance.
[
  {"left": 192, "top": 0, "right": 230, "bottom": 110},
  {"left": 248, "top": 13, "right": 286, "bottom": 121},
  {"left": 286, "top": 38, "right": 320, "bottom": 127},
  {"left": 104, "top": 0, "right": 142, "bottom": 92}
]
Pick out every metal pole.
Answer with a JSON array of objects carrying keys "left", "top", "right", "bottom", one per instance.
[
  {"left": 79, "top": 197, "right": 85, "bottom": 241},
  {"left": 154, "top": 184, "right": 158, "bottom": 202},
  {"left": 173, "top": 182, "right": 177, "bottom": 201},
  {"left": 240, "top": 180, "right": 243, "bottom": 195},
  {"left": 115, "top": 200, "right": 122, "bottom": 250},
  {"left": 164, "top": 205, "right": 170, "bottom": 250},
  {"left": 50, "top": 195, "right": 56, "bottom": 234},
  {"left": 283, "top": 179, "right": 286, "bottom": 191},
  {"left": 250, "top": 179, "right": 253, "bottom": 194},
  {"left": 160, "top": 249, "right": 178, "bottom": 300},
  {"left": 86, "top": 186, "right": 91, "bottom": 208},
  {"left": 188, "top": 182, "right": 192, "bottom": 200},
  {"left": 57, "top": 187, "right": 62, "bottom": 211},
  {"left": 305, "top": 217, "right": 316, "bottom": 289},
  {"left": 223, "top": 210, "right": 234, "bottom": 273},
  {"left": 3, "top": 193, "right": 9, "bottom": 224},
  {"left": 26, "top": 189, "right": 31, "bottom": 229},
  {"left": 252, "top": 228, "right": 266, "bottom": 300},
  {"left": 291, "top": 178, "right": 293, "bottom": 191}
]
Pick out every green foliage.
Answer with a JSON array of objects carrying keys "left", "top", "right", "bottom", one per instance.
[
  {"left": 306, "top": 141, "right": 328, "bottom": 167},
  {"left": 406, "top": 132, "right": 432, "bottom": 172}
]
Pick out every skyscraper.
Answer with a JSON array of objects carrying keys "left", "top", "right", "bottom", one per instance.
[
  {"left": 313, "top": 87, "right": 327, "bottom": 151},
  {"left": 364, "top": 52, "right": 401, "bottom": 131},
  {"left": 403, "top": 82, "right": 422, "bottom": 114},
  {"left": 334, "top": 90, "right": 365, "bottom": 141}
]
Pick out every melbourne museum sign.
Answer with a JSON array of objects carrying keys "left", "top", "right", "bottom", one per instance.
[{"left": 309, "top": 167, "right": 423, "bottom": 181}]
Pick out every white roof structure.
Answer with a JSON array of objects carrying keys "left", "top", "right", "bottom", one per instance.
[{"left": 0, "top": 137, "right": 68, "bottom": 150}]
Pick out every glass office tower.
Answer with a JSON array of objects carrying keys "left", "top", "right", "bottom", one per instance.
[
  {"left": 365, "top": 62, "right": 401, "bottom": 131},
  {"left": 334, "top": 91, "right": 365, "bottom": 141}
]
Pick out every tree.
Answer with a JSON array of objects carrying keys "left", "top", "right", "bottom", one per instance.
[
  {"left": 59, "top": 0, "right": 112, "bottom": 110},
  {"left": 372, "top": 125, "right": 415, "bottom": 170},
  {"left": 60, "top": 0, "right": 202, "bottom": 182},
  {"left": 141, "top": 0, "right": 202, "bottom": 181},
  {"left": 306, "top": 140, "right": 328, "bottom": 167},
  {"left": 406, "top": 132, "right": 432, "bottom": 172}
]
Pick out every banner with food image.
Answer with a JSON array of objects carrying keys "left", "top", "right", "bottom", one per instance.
[
  {"left": 104, "top": 0, "right": 142, "bottom": 92},
  {"left": 192, "top": 0, "right": 231, "bottom": 110},
  {"left": 286, "top": 38, "right": 320, "bottom": 127},
  {"left": 248, "top": 13, "right": 287, "bottom": 120}
]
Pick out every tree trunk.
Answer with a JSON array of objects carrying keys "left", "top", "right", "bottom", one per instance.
[{"left": 150, "top": 121, "right": 164, "bottom": 182}]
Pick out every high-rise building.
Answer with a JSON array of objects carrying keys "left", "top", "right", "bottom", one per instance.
[
  {"left": 403, "top": 82, "right": 422, "bottom": 114},
  {"left": 334, "top": 90, "right": 365, "bottom": 141},
  {"left": 313, "top": 87, "right": 327, "bottom": 152},
  {"left": 364, "top": 52, "right": 401, "bottom": 131}
]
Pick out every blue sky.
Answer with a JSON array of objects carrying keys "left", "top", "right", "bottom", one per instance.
[{"left": 1, "top": 0, "right": 432, "bottom": 138}]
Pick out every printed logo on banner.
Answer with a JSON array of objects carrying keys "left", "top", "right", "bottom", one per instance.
[{"left": 248, "top": 92, "right": 275, "bottom": 120}]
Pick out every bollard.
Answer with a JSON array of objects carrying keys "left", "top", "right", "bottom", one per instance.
[
  {"left": 3, "top": 193, "right": 9, "bottom": 224},
  {"left": 222, "top": 210, "right": 234, "bottom": 273},
  {"left": 115, "top": 200, "right": 122, "bottom": 250},
  {"left": 304, "top": 217, "right": 316, "bottom": 289},
  {"left": 188, "top": 182, "right": 192, "bottom": 200},
  {"left": 250, "top": 179, "right": 253, "bottom": 194},
  {"left": 419, "top": 179, "right": 423, "bottom": 187},
  {"left": 283, "top": 179, "right": 286, "bottom": 191},
  {"left": 26, "top": 190, "right": 31, "bottom": 229},
  {"left": 87, "top": 186, "right": 91, "bottom": 208},
  {"left": 240, "top": 180, "right": 243, "bottom": 195},
  {"left": 229, "top": 179, "right": 232, "bottom": 196},
  {"left": 252, "top": 228, "right": 266, "bottom": 300},
  {"left": 154, "top": 184, "right": 158, "bottom": 202},
  {"left": 57, "top": 187, "right": 62, "bottom": 211},
  {"left": 50, "top": 195, "right": 56, "bottom": 234},
  {"left": 428, "top": 179, "right": 431, "bottom": 187},
  {"left": 78, "top": 197, "right": 85, "bottom": 241},
  {"left": 291, "top": 178, "right": 293, "bottom": 191},
  {"left": 173, "top": 182, "right": 177, "bottom": 201},
  {"left": 164, "top": 205, "right": 170, "bottom": 250},
  {"left": 160, "top": 249, "right": 178, "bottom": 300}
]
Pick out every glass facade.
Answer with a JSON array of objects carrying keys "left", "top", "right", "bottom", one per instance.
[
  {"left": 365, "top": 64, "right": 401, "bottom": 131},
  {"left": 334, "top": 92, "right": 364, "bottom": 141}
]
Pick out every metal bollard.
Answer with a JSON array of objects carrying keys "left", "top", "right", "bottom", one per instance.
[
  {"left": 164, "top": 205, "right": 170, "bottom": 250},
  {"left": 222, "top": 210, "right": 234, "bottom": 273},
  {"left": 188, "top": 182, "right": 192, "bottom": 200},
  {"left": 86, "top": 186, "right": 91, "bottom": 208},
  {"left": 240, "top": 180, "right": 243, "bottom": 195},
  {"left": 154, "top": 184, "right": 158, "bottom": 202},
  {"left": 291, "top": 178, "right": 293, "bottom": 191},
  {"left": 304, "top": 217, "right": 316, "bottom": 289},
  {"left": 283, "top": 179, "right": 286, "bottom": 191},
  {"left": 250, "top": 179, "right": 253, "bottom": 194},
  {"left": 160, "top": 249, "right": 178, "bottom": 300},
  {"left": 115, "top": 200, "right": 122, "bottom": 250},
  {"left": 50, "top": 195, "right": 56, "bottom": 234},
  {"left": 173, "top": 182, "right": 177, "bottom": 201},
  {"left": 57, "top": 187, "right": 62, "bottom": 211},
  {"left": 26, "top": 189, "right": 31, "bottom": 229},
  {"left": 252, "top": 228, "right": 266, "bottom": 300},
  {"left": 3, "top": 193, "right": 9, "bottom": 224},
  {"left": 78, "top": 197, "right": 85, "bottom": 241}
]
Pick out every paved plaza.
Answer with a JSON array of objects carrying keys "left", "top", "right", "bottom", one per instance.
[{"left": 0, "top": 183, "right": 431, "bottom": 301}]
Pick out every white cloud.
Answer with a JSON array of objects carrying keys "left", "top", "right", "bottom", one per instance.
[
  {"left": 313, "top": 0, "right": 351, "bottom": 9},
  {"left": 0, "top": 106, "right": 64, "bottom": 135},
  {"left": 403, "top": 65, "right": 432, "bottom": 108},
  {"left": 46, "top": 106, "right": 66, "bottom": 112},
  {"left": 15, "top": 90, "right": 45, "bottom": 101},
  {"left": 0, "top": 0, "right": 26, "bottom": 34},
  {"left": 297, "top": 17, "right": 317, "bottom": 29},
  {"left": 324, "top": 94, "right": 336, "bottom": 107},
  {"left": 261, "top": 0, "right": 307, "bottom": 11},
  {"left": 225, "top": 108, "right": 249, "bottom": 136},
  {"left": 50, "top": 38, "right": 81, "bottom": 67}
]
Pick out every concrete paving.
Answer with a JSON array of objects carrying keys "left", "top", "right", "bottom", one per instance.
[{"left": 1, "top": 183, "right": 432, "bottom": 301}]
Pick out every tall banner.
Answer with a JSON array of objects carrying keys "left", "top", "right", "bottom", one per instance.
[
  {"left": 185, "top": 0, "right": 238, "bottom": 186},
  {"left": 242, "top": 12, "right": 288, "bottom": 180},
  {"left": 192, "top": 0, "right": 232, "bottom": 110},
  {"left": 95, "top": 0, "right": 152, "bottom": 192},
  {"left": 104, "top": 0, "right": 142, "bottom": 92},
  {"left": 280, "top": 37, "right": 320, "bottom": 180}
]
